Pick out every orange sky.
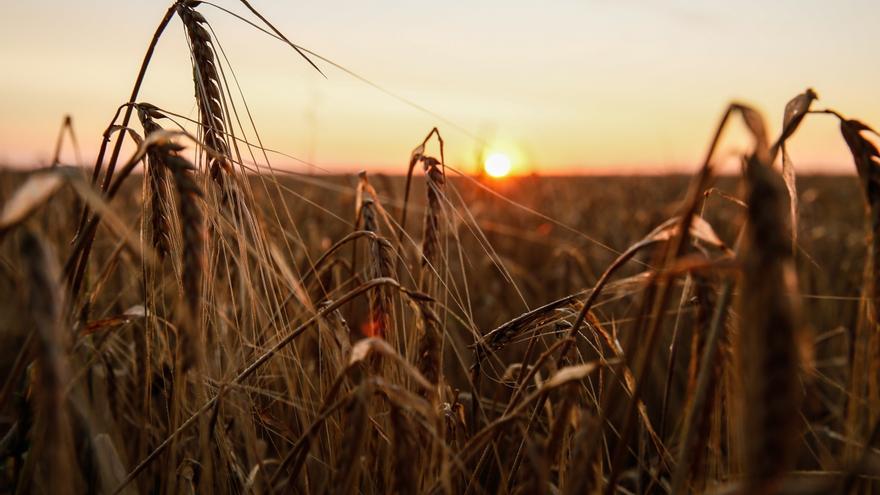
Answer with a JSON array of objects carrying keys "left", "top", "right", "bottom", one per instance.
[{"left": 1, "top": 1, "right": 879, "bottom": 174}]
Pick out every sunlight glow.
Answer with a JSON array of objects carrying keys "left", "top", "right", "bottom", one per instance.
[{"left": 484, "top": 152, "right": 512, "bottom": 178}]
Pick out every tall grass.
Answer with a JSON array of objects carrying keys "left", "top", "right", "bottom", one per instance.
[{"left": 0, "top": 2, "right": 878, "bottom": 495}]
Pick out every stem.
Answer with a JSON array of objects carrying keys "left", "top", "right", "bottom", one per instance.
[{"left": 669, "top": 280, "right": 734, "bottom": 493}]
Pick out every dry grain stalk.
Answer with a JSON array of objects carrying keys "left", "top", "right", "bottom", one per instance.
[
  {"left": 150, "top": 139, "right": 206, "bottom": 371},
  {"left": 332, "top": 383, "right": 370, "bottom": 495},
  {"left": 575, "top": 102, "right": 769, "bottom": 495},
  {"left": 393, "top": 131, "right": 449, "bottom": 401},
  {"left": 398, "top": 127, "right": 444, "bottom": 269},
  {"left": 414, "top": 299, "right": 442, "bottom": 387},
  {"left": 839, "top": 117, "right": 880, "bottom": 467},
  {"left": 355, "top": 172, "right": 395, "bottom": 339},
  {"left": 18, "top": 230, "right": 75, "bottom": 494},
  {"left": 738, "top": 154, "right": 805, "bottom": 494},
  {"left": 417, "top": 154, "right": 446, "bottom": 390},
  {"left": 390, "top": 403, "right": 419, "bottom": 494},
  {"left": 176, "top": 1, "right": 236, "bottom": 196},
  {"left": 420, "top": 155, "right": 445, "bottom": 279},
  {"left": 136, "top": 104, "right": 171, "bottom": 259}
]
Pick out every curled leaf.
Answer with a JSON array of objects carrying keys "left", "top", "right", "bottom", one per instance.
[
  {"left": 124, "top": 305, "right": 147, "bottom": 317},
  {"left": 644, "top": 215, "right": 727, "bottom": 250},
  {"left": 733, "top": 103, "right": 769, "bottom": 159},
  {"left": 840, "top": 119, "right": 880, "bottom": 205},
  {"left": 542, "top": 361, "right": 606, "bottom": 391},
  {"left": 780, "top": 88, "right": 818, "bottom": 143},
  {"left": 107, "top": 125, "right": 145, "bottom": 147},
  {"left": 349, "top": 337, "right": 433, "bottom": 391},
  {"left": 771, "top": 89, "right": 817, "bottom": 247}
]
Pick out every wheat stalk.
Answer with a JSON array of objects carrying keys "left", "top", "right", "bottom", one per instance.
[
  {"left": 177, "top": 1, "right": 236, "bottom": 198},
  {"left": 18, "top": 229, "right": 74, "bottom": 494},
  {"left": 739, "top": 154, "right": 805, "bottom": 494}
]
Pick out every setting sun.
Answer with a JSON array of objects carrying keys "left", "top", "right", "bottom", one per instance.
[{"left": 484, "top": 152, "right": 512, "bottom": 178}]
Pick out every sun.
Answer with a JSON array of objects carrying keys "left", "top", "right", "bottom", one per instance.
[{"left": 484, "top": 152, "right": 512, "bottom": 178}]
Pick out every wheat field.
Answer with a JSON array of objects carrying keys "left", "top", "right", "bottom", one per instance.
[{"left": 2, "top": 2, "right": 880, "bottom": 494}]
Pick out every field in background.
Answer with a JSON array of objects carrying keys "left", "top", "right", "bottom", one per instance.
[
  {"left": 1, "top": 168, "right": 876, "bottom": 494},
  {"left": 1, "top": 172, "right": 864, "bottom": 348}
]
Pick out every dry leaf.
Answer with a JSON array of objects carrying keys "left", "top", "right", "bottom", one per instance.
[
  {"left": 349, "top": 337, "right": 433, "bottom": 391},
  {"left": 780, "top": 88, "right": 818, "bottom": 143},
  {"left": 268, "top": 242, "right": 313, "bottom": 312},
  {"left": 771, "top": 89, "right": 818, "bottom": 249},
  {"left": 782, "top": 148, "right": 798, "bottom": 249},
  {"left": 689, "top": 216, "right": 727, "bottom": 249},
  {"left": 734, "top": 103, "right": 769, "bottom": 158},
  {"left": 644, "top": 216, "right": 727, "bottom": 249},
  {"left": 543, "top": 361, "right": 602, "bottom": 390},
  {"left": 840, "top": 119, "right": 880, "bottom": 203},
  {"left": 124, "top": 304, "right": 147, "bottom": 317},
  {"left": 0, "top": 172, "right": 64, "bottom": 232}
]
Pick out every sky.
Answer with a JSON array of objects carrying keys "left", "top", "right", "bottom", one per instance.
[{"left": 1, "top": 0, "right": 879, "bottom": 175}]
